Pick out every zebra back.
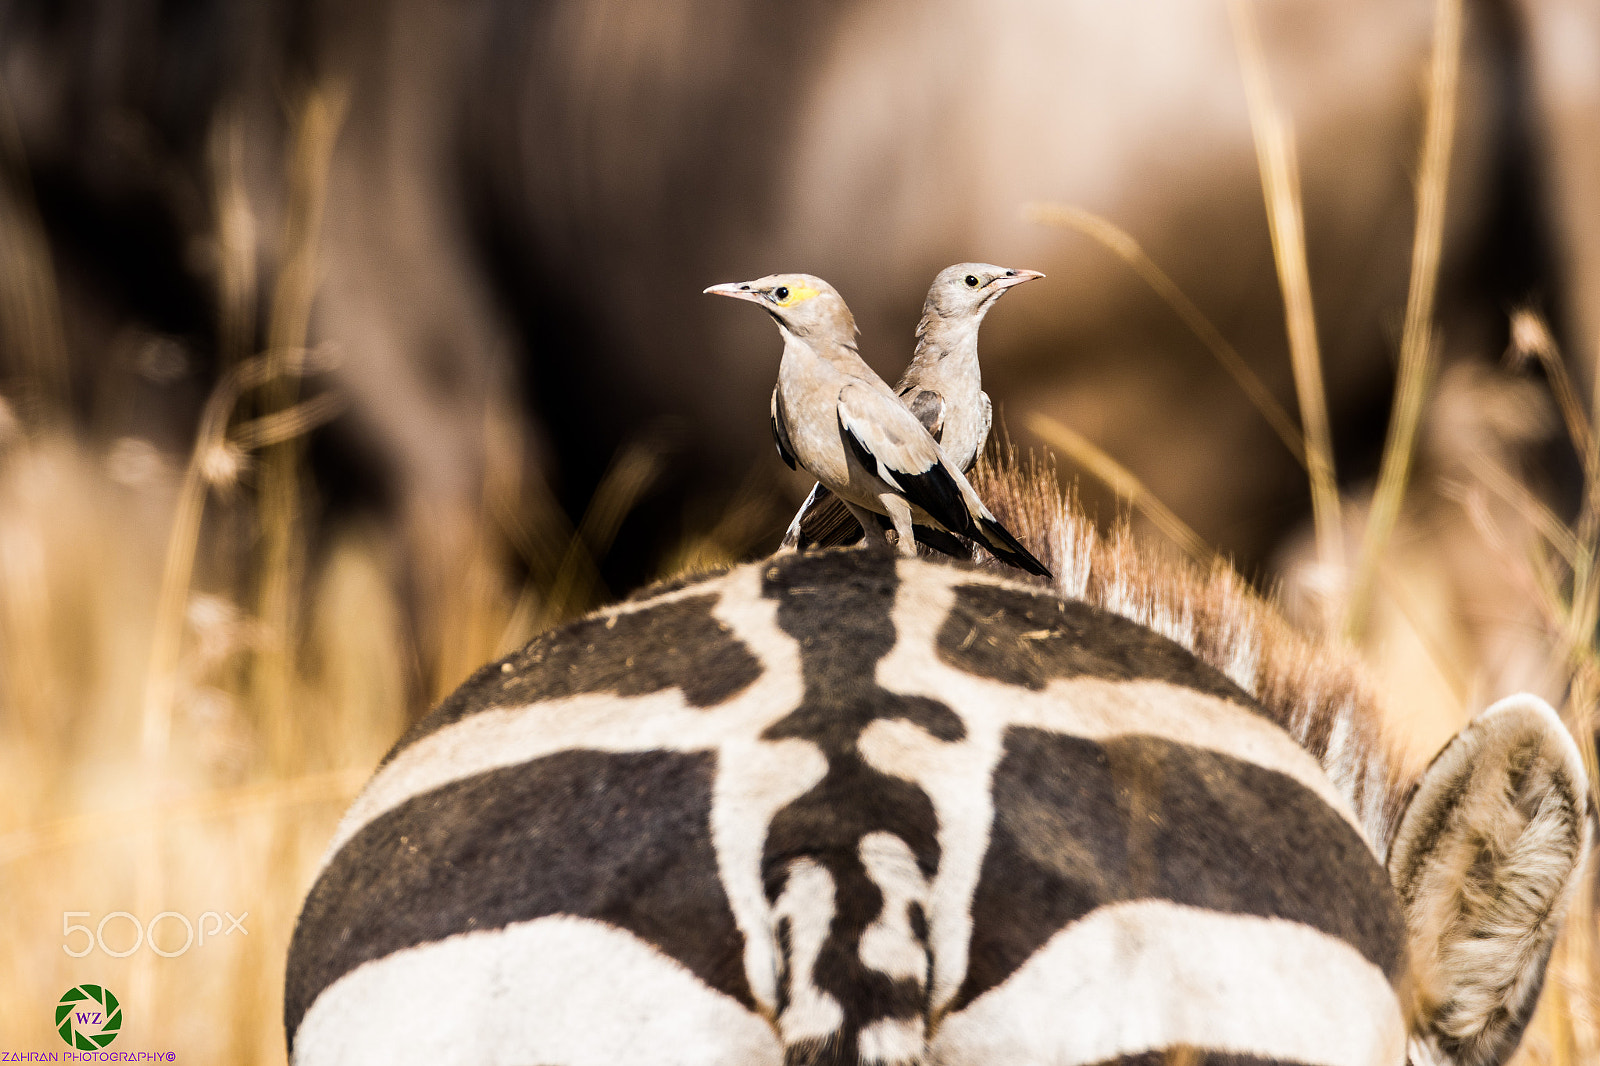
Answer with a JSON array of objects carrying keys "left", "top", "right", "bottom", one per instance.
[{"left": 287, "top": 549, "right": 1456, "bottom": 1066}]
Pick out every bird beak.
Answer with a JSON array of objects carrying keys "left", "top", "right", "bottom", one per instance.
[
  {"left": 704, "top": 282, "right": 767, "bottom": 305},
  {"left": 990, "top": 269, "right": 1045, "bottom": 291}
]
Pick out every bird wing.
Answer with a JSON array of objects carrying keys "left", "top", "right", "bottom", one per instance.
[
  {"left": 898, "top": 384, "right": 946, "bottom": 443},
  {"left": 975, "top": 391, "right": 993, "bottom": 470},
  {"left": 770, "top": 385, "right": 797, "bottom": 470},
  {"left": 837, "top": 382, "right": 967, "bottom": 526},
  {"left": 839, "top": 382, "right": 1051, "bottom": 578}
]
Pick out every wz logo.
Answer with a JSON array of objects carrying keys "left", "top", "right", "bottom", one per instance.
[{"left": 56, "top": 984, "right": 121, "bottom": 1050}]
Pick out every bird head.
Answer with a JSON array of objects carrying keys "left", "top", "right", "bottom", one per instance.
[
  {"left": 924, "top": 263, "right": 1044, "bottom": 320},
  {"left": 704, "top": 273, "right": 858, "bottom": 344}
]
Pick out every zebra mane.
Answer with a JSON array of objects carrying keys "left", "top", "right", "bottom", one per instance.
[{"left": 965, "top": 442, "right": 1408, "bottom": 857}]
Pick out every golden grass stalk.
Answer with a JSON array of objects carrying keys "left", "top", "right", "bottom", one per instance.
[
  {"left": 1451, "top": 343, "right": 1600, "bottom": 1066},
  {"left": 1028, "top": 412, "right": 1210, "bottom": 564},
  {"left": 529, "top": 435, "right": 667, "bottom": 635},
  {"left": 1457, "top": 450, "right": 1583, "bottom": 567},
  {"left": 230, "top": 391, "right": 347, "bottom": 451},
  {"left": 1507, "top": 312, "right": 1600, "bottom": 658},
  {"left": 0, "top": 767, "right": 369, "bottom": 867},
  {"left": 1343, "top": 0, "right": 1463, "bottom": 640},
  {"left": 1025, "top": 202, "right": 1307, "bottom": 468},
  {"left": 1228, "top": 0, "right": 1344, "bottom": 605},
  {"left": 492, "top": 475, "right": 579, "bottom": 638},
  {"left": 1502, "top": 317, "right": 1600, "bottom": 727},
  {"left": 0, "top": 76, "right": 70, "bottom": 423},
  {"left": 141, "top": 436, "right": 220, "bottom": 764},
  {"left": 210, "top": 105, "right": 258, "bottom": 371},
  {"left": 656, "top": 465, "right": 784, "bottom": 580},
  {"left": 1510, "top": 311, "right": 1598, "bottom": 491},
  {"left": 253, "top": 83, "right": 347, "bottom": 763},
  {"left": 140, "top": 348, "right": 337, "bottom": 764}
]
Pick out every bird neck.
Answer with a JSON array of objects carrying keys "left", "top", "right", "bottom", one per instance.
[
  {"left": 779, "top": 324, "right": 864, "bottom": 380},
  {"left": 907, "top": 305, "right": 984, "bottom": 379}
]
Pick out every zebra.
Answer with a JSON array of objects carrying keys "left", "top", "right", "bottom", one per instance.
[{"left": 285, "top": 460, "right": 1592, "bottom": 1066}]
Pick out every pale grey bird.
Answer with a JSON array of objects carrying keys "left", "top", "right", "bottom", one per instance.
[
  {"left": 705, "top": 272, "right": 1050, "bottom": 576},
  {"left": 781, "top": 263, "right": 1044, "bottom": 552}
]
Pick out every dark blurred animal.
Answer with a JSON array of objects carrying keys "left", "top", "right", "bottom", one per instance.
[
  {"left": 285, "top": 472, "right": 1591, "bottom": 1065},
  {"left": 1, "top": 0, "right": 1596, "bottom": 590}
]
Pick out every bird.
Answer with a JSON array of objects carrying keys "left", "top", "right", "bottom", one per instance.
[
  {"left": 704, "top": 272, "right": 1050, "bottom": 577},
  {"left": 781, "top": 263, "right": 1044, "bottom": 553}
]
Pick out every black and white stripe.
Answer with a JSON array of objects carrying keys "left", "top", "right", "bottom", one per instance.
[{"left": 286, "top": 550, "right": 1589, "bottom": 1066}]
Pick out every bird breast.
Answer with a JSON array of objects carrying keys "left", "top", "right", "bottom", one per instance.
[{"left": 777, "top": 341, "right": 901, "bottom": 511}]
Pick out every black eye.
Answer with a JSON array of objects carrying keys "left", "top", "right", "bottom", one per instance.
[
  {"left": 965, "top": 275, "right": 979, "bottom": 288},
  {"left": 774, "top": 286, "right": 790, "bottom": 301}
]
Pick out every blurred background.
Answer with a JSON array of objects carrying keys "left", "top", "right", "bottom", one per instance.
[{"left": 0, "top": 0, "right": 1597, "bottom": 1059}]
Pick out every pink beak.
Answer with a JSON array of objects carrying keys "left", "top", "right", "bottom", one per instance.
[
  {"left": 704, "top": 282, "right": 767, "bottom": 305},
  {"left": 991, "top": 269, "right": 1045, "bottom": 290}
]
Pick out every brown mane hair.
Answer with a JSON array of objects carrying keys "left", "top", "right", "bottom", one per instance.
[{"left": 969, "top": 441, "right": 1409, "bottom": 855}]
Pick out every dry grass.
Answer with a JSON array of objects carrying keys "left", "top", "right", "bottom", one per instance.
[
  {"left": 1030, "top": 1, "right": 1598, "bottom": 1059},
  {"left": 1228, "top": 0, "right": 1344, "bottom": 605},
  {"left": 1024, "top": 203, "right": 1307, "bottom": 469},
  {"left": 0, "top": 83, "right": 642, "bottom": 1060},
  {"left": 1343, "top": 0, "right": 1463, "bottom": 641},
  {"left": 1495, "top": 314, "right": 1600, "bottom": 1065},
  {"left": 1025, "top": 411, "right": 1212, "bottom": 565}
]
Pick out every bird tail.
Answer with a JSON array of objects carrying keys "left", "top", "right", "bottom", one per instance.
[
  {"left": 787, "top": 483, "right": 977, "bottom": 563},
  {"left": 784, "top": 483, "right": 865, "bottom": 550},
  {"left": 971, "top": 514, "right": 1051, "bottom": 577}
]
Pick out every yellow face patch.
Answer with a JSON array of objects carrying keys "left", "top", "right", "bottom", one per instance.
[{"left": 773, "top": 284, "right": 821, "bottom": 307}]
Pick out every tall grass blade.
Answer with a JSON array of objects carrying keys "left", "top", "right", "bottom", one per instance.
[
  {"left": 253, "top": 84, "right": 347, "bottom": 767},
  {"left": 0, "top": 76, "right": 69, "bottom": 424},
  {"left": 537, "top": 436, "right": 668, "bottom": 631},
  {"left": 210, "top": 105, "right": 258, "bottom": 372},
  {"left": 1027, "top": 202, "right": 1306, "bottom": 467},
  {"left": 1344, "top": 0, "right": 1463, "bottom": 640},
  {"left": 1029, "top": 412, "right": 1210, "bottom": 564},
  {"left": 1229, "top": 0, "right": 1344, "bottom": 623}
]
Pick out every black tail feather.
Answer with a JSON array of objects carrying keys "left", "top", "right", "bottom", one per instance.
[
  {"left": 912, "top": 523, "right": 971, "bottom": 560},
  {"left": 977, "top": 516, "right": 1051, "bottom": 577}
]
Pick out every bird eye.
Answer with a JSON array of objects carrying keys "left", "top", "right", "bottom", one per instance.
[
  {"left": 964, "top": 275, "right": 979, "bottom": 288},
  {"left": 773, "top": 286, "right": 790, "bottom": 302}
]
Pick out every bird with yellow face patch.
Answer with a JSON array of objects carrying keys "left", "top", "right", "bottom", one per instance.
[
  {"left": 782, "top": 262, "right": 1045, "bottom": 552},
  {"left": 705, "top": 273, "right": 1050, "bottom": 576}
]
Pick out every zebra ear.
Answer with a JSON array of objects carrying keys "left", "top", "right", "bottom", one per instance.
[{"left": 1387, "top": 694, "right": 1592, "bottom": 1066}]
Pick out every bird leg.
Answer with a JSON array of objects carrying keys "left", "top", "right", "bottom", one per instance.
[
  {"left": 843, "top": 501, "right": 898, "bottom": 554},
  {"left": 877, "top": 495, "right": 920, "bottom": 558}
]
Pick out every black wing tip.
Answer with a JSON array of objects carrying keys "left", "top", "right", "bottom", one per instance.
[
  {"left": 772, "top": 391, "right": 799, "bottom": 470},
  {"left": 979, "top": 517, "right": 1052, "bottom": 578},
  {"left": 841, "top": 415, "right": 883, "bottom": 482},
  {"left": 891, "top": 463, "right": 972, "bottom": 537},
  {"left": 912, "top": 523, "right": 970, "bottom": 560}
]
